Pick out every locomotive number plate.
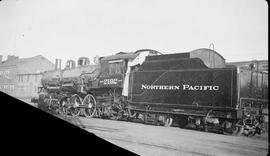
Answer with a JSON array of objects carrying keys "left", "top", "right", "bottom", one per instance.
[
  {"left": 99, "top": 76, "right": 123, "bottom": 87},
  {"left": 103, "top": 78, "right": 118, "bottom": 85}
]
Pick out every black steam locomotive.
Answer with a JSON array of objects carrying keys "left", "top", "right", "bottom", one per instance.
[{"left": 35, "top": 48, "right": 268, "bottom": 136}]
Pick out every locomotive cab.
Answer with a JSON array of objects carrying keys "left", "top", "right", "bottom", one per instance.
[
  {"left": 98, "top": 52, "right": 136, "bottom": 88},
  {"left": 98, "top": 49, "right": 162, "bottom": 89}
]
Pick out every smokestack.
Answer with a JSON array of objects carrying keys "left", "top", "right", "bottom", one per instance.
[
  {"left": 55, "top": 59, "right": 62, "bottom": 70},
  {"left": 65, "top": 60, "right": 76, "bottom": 69},
  {"left": 55, "top": 59, "right": 58, "bottom": 70},
  {"left": 59, "top": 59, "right": 61, "bottom": 70}
]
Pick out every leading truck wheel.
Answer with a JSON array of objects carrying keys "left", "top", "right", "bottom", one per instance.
[
  {"left": 70, "top": 94, "right": 82, "bottom": 117},
  {"left": 59, "top": 98, "right": 66, "bottom": 116},
  {"left": 47, "top": 96, "right": 53, "bottom": 111},
  {"left": 59, "top": 97, "right": 70, "bottom": 116},
  {"left": 83, "top": 94, "right": 97, "bottom": 118}
]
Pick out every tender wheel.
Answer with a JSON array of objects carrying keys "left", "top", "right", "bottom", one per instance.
[
  {"left": 128, "top": 108, "right": 137, "bottom": 119},
  {"left": 83, "top": 94, "right": 97, "bottom": 118},
  {"left": 178, "top": 115, "right": 188, "bottom": 128},
  {"left": 222, "top": 120, "right": 243, "bottom": 136},
  {"left": 164, "top": 117, "right": 173, "bottom": 127},
  {"left": 69, "top": 94, "right": 82, "bottom": 117}
]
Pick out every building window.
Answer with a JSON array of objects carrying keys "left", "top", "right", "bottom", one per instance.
[
  {"left": 4, "top": 85, "right": 7, "bottom": 91},
  {"left": 35, "top": 86, "right": 38, "bottom": 92},
  {"left": 10, "top": 85, "right": 14, "bottom": 92}
]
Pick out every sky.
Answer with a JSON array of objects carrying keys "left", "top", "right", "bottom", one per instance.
[{"left": 0, "top": 0, "right": 268, "bottom": 65}]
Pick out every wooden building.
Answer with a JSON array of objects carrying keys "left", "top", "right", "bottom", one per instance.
[{"left": 0, "top": 55, "right": 54, "bottom": 99}]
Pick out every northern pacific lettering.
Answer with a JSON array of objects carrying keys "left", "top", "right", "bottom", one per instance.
[{"left": 141, "top": 84, "right": 220, "bottom": 91}]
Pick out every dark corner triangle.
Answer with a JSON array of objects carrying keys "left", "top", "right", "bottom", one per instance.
[{"left": 0, "top": 92, "right": 138, "bottom": 155}]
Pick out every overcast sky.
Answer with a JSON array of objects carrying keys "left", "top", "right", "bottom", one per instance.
[{"left": 0, "top": 0, "right": 268, "bottom": 65}]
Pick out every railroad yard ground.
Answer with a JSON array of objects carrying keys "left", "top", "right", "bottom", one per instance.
[
  {"left": 23, "top": 99, "right": 268, "bottom": 156},
  {"left": 64, "top": 116, "right": 268, "bottom": 156}
]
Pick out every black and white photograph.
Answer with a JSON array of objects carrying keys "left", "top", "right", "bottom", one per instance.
[{"left": 0, "top": 0, "right": 268, "bottom": 155}]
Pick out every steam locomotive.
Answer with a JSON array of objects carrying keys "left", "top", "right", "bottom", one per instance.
[{"left": 35, "top": 48, "right": 268, "bottom": 136}]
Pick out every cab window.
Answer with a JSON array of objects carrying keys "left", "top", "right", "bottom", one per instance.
[{"left": 108, "top": 60, "right": 123, "bottom": 75}]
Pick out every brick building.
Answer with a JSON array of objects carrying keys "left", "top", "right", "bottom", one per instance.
[{"left": 0, "top": 55, "right": 54, "bottom": 99}]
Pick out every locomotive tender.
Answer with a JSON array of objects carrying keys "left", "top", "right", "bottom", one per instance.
[{"left": 36, "top": 48, "right": 268, "bottom": 136}]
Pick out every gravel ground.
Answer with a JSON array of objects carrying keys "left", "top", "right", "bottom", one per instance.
[
  {"left": 18, "top": 98, "right": 38, "bottom": 108},
  {"left": 18, "top": 97, "right": 268, "bottom": 156},
  {"left": 77, "top": 117, "right": 268, "bottom": 156}
]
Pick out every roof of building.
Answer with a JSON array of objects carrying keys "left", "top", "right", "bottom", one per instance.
[
  {"left": 0, "top": 55, "right": 55, "bottom": 74},
  {"left": 226, "top": 60, "right": 268, "bottom": 64},
  {"left": 0, "top": 55, "right": 50, "bottom": 67},
  {"left": 226, "top": 60, "right": 268, "bottom": 72}
]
